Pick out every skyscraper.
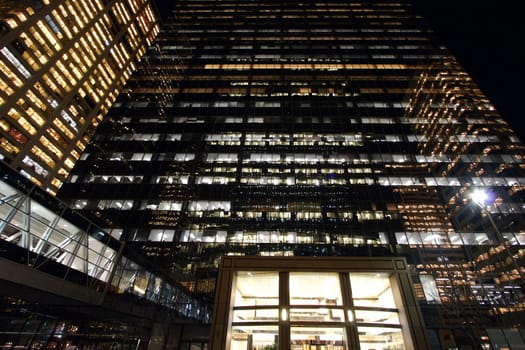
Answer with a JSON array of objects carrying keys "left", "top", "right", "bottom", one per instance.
[
  {"left": 0, "top": 0, "right": 159, "bottom": 194},
  {"left": 57, "top": 0, "right": 525, "bottom": 348}
]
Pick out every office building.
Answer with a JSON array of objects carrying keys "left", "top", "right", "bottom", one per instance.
[
  {"left": 0, "top": 0, "right": 159, "bottom": 194},
  {"left": 56, "top": 0, "right": 525, "bottom": 348}
]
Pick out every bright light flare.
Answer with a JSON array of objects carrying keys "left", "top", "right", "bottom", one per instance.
[
  {"left": 471, "top": 189, "right": 488, "bottom": 207},
  {"left": 280, "top": 308, "right": 288, "bottom": 321}
]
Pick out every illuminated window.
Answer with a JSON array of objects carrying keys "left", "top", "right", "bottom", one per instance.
[
  {"left": 97, "top": 199, "right": 134, "bottom": 210},
  {"left": 212, "top": 258, "right": 426, "bottom": 350},
  {"left": 1, "top": 47, "right": 31, "bottom": 79},
  {"left": 148, "top": 229, "right": 175, "bottom": 242}
]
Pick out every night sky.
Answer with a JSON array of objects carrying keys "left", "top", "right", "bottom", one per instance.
[
  {"left": 151, "top": 1, "right": 524, "bottom": 140},
  {"left": 415, "top": 3, "right": 525, "bottom": 141}
]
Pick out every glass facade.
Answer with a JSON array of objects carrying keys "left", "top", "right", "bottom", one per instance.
[
  {"left": 230, "top": 271, "right": 407, "bottom": 350},
  {"left": 210, "top": 257, "right": 428, "bottom": 350},
  {"left": 0, "top": 0, "right": 159, "bottom": 194},
  {"left": 55, "top": 0, "right": 525, "bottom": 347},
  {"left": 0, "top": 162, "right": 211, "bottom": 349},
  {"left": 0, "top": 164, "right": 210, "bottom": 320}
]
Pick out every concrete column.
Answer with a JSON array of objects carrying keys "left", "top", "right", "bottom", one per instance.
[{"left": 147, "top": 323, "right": 168, "bottom": 350}]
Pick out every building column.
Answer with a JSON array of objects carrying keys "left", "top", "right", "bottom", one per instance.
[{"left": 147, "top": 323, "right": 168, "bottom": 350}]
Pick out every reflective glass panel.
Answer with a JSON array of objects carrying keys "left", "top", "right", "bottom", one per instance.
[
  {"left": 289, "top": 308, "right": 344, "bottom": 322},
  {"left": 290, "top": 326, "right": 346, "bottom": 350},
  {"left": 349, "top": 273, "right": 396, "bottom": 308},
  {"left": 290, "top": 272, "right": 342, "bottom": 305},
  {"left": 233, "top": 271, "right": 279, "bottom": 306},
  {"left": 231, "top": 325, "right": 278, "bottom": 350},
  {"left": 357, "top": 326, "right": 405, "bottom": 350},
  {"left": 233, "top": 308, "right": 279, "bottom": 322},
  {"left": 354, "top": 310, "right": 400, "bottom": 325}
]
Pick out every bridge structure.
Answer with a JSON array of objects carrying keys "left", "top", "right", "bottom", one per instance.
[{"left": 0, "top": 164, "right": 211, "bottom": 350}]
